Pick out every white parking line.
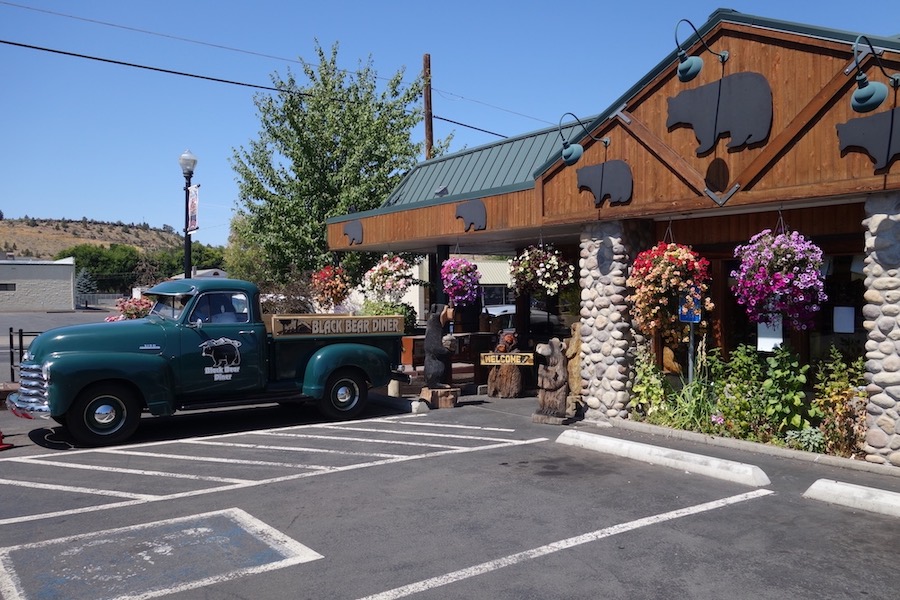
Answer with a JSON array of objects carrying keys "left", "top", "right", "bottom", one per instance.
[
  {"left": 0, "top": 478, "right": 157, "bottom": 501},
  {"left": 357, "top": 489, "right": 775, "bottom": 600},
  {"left": 8, "top": 457, "right": 253, "bottom": 484},
  {"left": 188, "top": 438, "right": 418, "bottom": 456},
  {"left": 315, "top": 424, "right": 519, "bottom": 443}
]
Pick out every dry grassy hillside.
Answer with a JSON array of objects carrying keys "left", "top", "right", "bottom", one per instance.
[{"left": 0, "top": 218, "right": 184, "bottom": 259}]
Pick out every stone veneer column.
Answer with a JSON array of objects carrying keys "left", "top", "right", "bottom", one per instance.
[
  {"left": 578, "top": 220, "right": 653, "bottom": 421},
  {"left": 862, "top": 193, "right": 900, "bottom": 467}
]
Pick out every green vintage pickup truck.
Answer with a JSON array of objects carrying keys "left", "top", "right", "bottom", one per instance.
[{"left": 6, "top": 278, "right": 409, "bottom": 446}]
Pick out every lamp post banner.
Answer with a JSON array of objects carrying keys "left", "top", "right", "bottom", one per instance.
[{"left": 188, "top": 184, "right": 200, "bottom": 233}]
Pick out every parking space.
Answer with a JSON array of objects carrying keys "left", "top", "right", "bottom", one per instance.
[{"left": 0, "top": 414, "right": 547, "bottom": 528}]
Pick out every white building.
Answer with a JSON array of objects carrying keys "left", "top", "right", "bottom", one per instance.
[{"left": 0, "top": 257, "right": 75, "bottom": 312}]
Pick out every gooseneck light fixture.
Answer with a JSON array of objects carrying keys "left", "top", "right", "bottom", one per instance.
[
  {"left": 674, "top": 18, "right": 729, "bottom": 83},
  {"left": 557, "top": 113, "right": 610, "bottom": 167},
  {"left": 178, "top": 149, "right": 198, "bottom": 279},
  {"left": 850, "top": 34, "right": 900, "bottom": 113}
]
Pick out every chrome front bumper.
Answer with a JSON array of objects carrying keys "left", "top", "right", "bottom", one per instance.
[{"left": 5, "top": 393, "right": 51, "bottom": 420}]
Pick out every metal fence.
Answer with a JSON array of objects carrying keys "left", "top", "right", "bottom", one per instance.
[
  {"left": 75, "top": 293, "right": 123, "bottom": 309},
  {"left": 7, "top": 327, "right": 41, "bottom": 383}
]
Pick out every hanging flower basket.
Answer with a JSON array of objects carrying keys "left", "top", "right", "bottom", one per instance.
[
  {"left": 508, "top": 244, "right": 575, "bottom": 296},
  {"left": 731, "top": 228, "right": 827, "bottom": 330},
  {"left": 626, "top": 242, "right": 713, "bottom": 345},
  {"left": 311, "top": 265, "right": 350, "bottom": 311},
  {"left": 362, "top": 254, "right": 416, "bottom": 304},
  {"left": 441, "top": 257, "right": 482, "bottom": 307}
]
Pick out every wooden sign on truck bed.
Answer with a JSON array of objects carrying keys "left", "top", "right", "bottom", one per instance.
[{"left": 268, "top": 314, "right": 405, "bottom": 337}]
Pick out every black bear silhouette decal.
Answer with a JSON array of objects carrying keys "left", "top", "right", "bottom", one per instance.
[
  {"left": 343, "top": 220, "right": 363, "bottom": 245},
  {"left": 455, "top": 199, "right": 487, "bottom": 232},
  {"left": 667, "top": 72, "right": 773, "bottom": 155},
  {"left": 576, "top": 160, "right": 634, "bottom": 206},
  {"left": 837, "top": 108, "right": 900, "bottom": 170}
]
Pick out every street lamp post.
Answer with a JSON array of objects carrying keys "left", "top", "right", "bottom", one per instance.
[{"left": 178, "top": 150, "right": 197, "bottom": 279}]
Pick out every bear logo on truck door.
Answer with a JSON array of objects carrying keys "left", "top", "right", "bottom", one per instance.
[
  {"left": 199, "top": 337, "right": 243, "bottom": 382},
  {"left": 200, "top": 337, "right": 242, "bottom": 366}
]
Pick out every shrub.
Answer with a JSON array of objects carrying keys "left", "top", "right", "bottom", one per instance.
[
  {"left": 813, "top": 346, "right": 868, "bottom": 458},
  {"left": 360, "top": 299, "right": 417, "bottom": 334}
]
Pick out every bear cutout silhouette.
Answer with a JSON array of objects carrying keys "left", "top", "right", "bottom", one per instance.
[
  {"left": 667, "top": 72, "right": 773, "bottom": 155},
  {"left": 576, "top": 160, "right": 634, "bottom": 206},
  {"left": 455, "top": 199, "right": 487, "bottom": 232},
  {"left": 837, "top": 107, "right": 900, "bottom": 170}
]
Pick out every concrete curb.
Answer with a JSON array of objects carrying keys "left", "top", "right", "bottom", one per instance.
[
  {"left": 803, "top": 479, "right": 900, "bottom": 518},
  {"left": 586, "top": 418, "right": 900, "bottom": 479},
  {"left": 556, "top": 429, "right": 771, "bottom": 487}
]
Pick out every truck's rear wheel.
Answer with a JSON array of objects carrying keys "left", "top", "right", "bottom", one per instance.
[
  {"left": 67, "top": 383, "right": 141, "bottom": 446},
  {"left": 319, "top": 369, "right": 367, "bottom": 420}
]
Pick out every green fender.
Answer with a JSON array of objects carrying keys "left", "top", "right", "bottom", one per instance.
[
  {"left": 301, "top": 343, "right": 391, "bottom": 399},
  {"left": 45, "top": 352, "right": 175, "bottom": 417}
]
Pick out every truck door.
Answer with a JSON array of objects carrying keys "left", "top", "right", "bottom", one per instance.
[{"left": 176, "top": 291, "right": 267, "bottom": 398}]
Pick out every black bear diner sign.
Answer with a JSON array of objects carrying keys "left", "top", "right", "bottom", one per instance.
[{"left": 270, "top": 314, "right": 405, "bottom": 337}]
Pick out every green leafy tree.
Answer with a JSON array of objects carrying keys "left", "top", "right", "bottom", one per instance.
[{"left": 230, "top": 41, "right": 450, "bottom": 285}]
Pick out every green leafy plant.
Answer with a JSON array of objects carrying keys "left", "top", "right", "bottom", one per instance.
[
  {"left": 360, "top": 299, "right": 417, "bottom": 334},
  {"left": 785, "top": 427, "right": 825, "bottom": 453},
  {"left": 813, "top": 345, "right": 868, "bottom": 457},
  {"left": 630, "top": 343, "right": 669, "bottom": 418},
  {"left": 711, "top": 344, "right": 773, "bottom": 441},
  {"left": 762, "top": 345, "right": 816, "bottom": 434}
]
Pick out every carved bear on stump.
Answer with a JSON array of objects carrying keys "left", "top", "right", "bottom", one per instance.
[
  {"left": 423, "top": 305, "right": 455, "bottom": 388},
  {"left": 534, "top": 337, "right": 568, "bottom": 421},
  {"left": 487, "top": 332, "right": 523, "bottom": 398}
]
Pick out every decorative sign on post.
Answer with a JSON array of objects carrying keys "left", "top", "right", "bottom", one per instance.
[
  {"left": 679, "top": 286, "right": 702, "bottom": 323},
  {"left": 480, "top": 352, "right": 534, "bottom": 366}
]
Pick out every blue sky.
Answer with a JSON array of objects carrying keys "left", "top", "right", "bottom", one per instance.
[{"left": 2, "top": 1, "right": 899, "bottom": 248}]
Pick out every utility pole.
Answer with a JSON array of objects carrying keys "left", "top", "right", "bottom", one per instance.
[{"left": 424, "top": 53, "right": 433, "bottom": 160}]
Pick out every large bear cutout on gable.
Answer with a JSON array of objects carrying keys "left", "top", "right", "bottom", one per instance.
[
  {"left": 576, "top": 160, "right": 634, "bottom": 206},
  {"left": 837, "top": 107, "right": 900, "bottom": 171},
  {"left": 667, "top": 72, "right": 773, "bottom": 155}
]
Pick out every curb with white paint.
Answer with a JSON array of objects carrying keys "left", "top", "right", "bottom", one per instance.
[
  {"left": 556, "top": 429, "right": 771, "bottom": 487},
  {"left": 803, "top": 479, "right": 900, "bottom": 518}
]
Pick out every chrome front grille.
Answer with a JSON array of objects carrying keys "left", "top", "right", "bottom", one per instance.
[{"left": 17, "top": 363, "right": 49, "bottom": 400}]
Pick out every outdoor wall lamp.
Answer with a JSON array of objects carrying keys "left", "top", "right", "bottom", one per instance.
[
  {"left": 850, "top": 34, "right": 900, "bottom": 113},
  {"left": 557, "top": 113, "right": 610, "bottom": 167},
  {"left": 178, "top": 149, "right": 198, "bottom": 279},
  {"left": 674, "top": 18, "right": 729, "bottom": 83}
]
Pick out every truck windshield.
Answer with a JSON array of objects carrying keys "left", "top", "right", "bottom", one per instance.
[{"left": 149, "top": 294, "right": 192, "bottom": 320}]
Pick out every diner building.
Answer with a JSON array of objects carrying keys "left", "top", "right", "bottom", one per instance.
[{"left": 327, "top": 9, "right": 900, "bottom": 466}]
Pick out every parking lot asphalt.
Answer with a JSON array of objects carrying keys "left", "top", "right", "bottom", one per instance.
[
  {"left": 369, "top": 391, "right": 900, "bottom": 520},
  {"left": 3, "top": 305, "right": 899, "bottom": 523}
]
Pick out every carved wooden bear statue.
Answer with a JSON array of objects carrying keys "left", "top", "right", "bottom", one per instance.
[
  {"left": 487, "top": 332, "right": 522, "bottom": 398},
  {"left": 535, "top": 337, "right": 568, "bottom": 418}
]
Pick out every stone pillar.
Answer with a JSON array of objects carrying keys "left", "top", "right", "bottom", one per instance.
[
  {"left": 578, "top": 220, "right": 652, "bottom": 421},
  {"left": 862, "top": 192, "right": 900, "bottom": 467}
]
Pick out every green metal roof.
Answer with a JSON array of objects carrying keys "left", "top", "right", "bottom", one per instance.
[
  {"left": 327, "top": 119, "right": 590, "bottom": 223},
  {"left": 329, "top": 7, "right": 900, "bottom": 226}
]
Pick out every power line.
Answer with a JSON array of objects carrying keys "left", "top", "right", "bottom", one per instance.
[
  {"left": 0, "top": 38, "right": 506, "bottom": 139},
  {"left": 0, "top": 0, "right": 539, "bottom": 128}
]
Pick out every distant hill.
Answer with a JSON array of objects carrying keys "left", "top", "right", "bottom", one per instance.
[{"left": 0, "top": 217, "right": 186, "bottom": 260}]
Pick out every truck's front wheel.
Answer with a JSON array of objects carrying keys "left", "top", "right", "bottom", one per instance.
[
  {"left": 67, "top": 383, "right": 142, "bottom": 446},
  {"left": 319, "top": 369, "right": 367, "bottom": 420}
]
